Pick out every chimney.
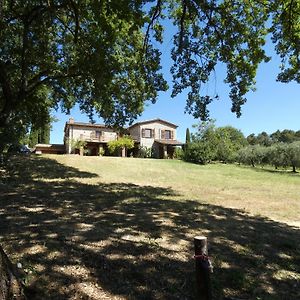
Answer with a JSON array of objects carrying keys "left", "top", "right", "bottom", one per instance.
[{"left": 69, "top": 117, "right": 74, "bottom": 124}]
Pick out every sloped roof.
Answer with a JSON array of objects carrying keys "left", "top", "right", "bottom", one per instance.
[
  {"left": 128, "top": 118, "right": 178, "bottom": 129},
  {"left": 64, "top": 120, "right": 113, "bottom": 134},
  {"left": 65, "top": 121, "right": 108, "bottom": 128},
  {"left": 155, "top": 139, "right": 184, "bottom": 146},
  {"left": 64, "top": 118, "right": 178, "bottom": 134},
  {"left": 35, "top": 144, "right": 65, "bottom": 148}
]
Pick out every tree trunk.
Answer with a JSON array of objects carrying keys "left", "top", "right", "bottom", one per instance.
[
  {"left": 292, "top": 165, "right": 296, "bottom": 173},
  {"left": 0, "top": 245, "right": 26, "bottom": 300}
]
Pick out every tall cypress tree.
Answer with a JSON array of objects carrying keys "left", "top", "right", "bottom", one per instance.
[
  {"left": 40, "top": 122, "right": 50, "bottom": 144},
  {"left": 185, "top": 128, "right": 191, "bottom": 145},
  {"left": 28, "top": 110, "right": 51, "bottom": 147},
  {"left": 28, "top": 128, "right": 39, "bottom": 148}
]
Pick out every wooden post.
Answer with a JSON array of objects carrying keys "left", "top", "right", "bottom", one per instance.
[
  {"left": 194, "top": 236, "right": 212, "bottom": 300},
  {"left": 79, "top": 146, "right": 84, "bottom": 156},
  {"left": 163, "top": 145, "right": 168, "bottom": 159},
  {"left": 121, "top": 147, "right": 126, "bottom": 157}
]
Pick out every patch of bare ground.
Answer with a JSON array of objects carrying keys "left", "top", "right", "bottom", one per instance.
[{"left": 0, "top": 155, "right": 299, "bottom": 299}]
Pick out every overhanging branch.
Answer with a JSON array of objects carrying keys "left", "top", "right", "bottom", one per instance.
[
  {"left": 178, "top": 0, "right": 187, "bottom": 52},
  {"left": 143, "top": 0, "right": 162, "bottom": 55},
  {"left": 26, "top": 70, "right": 82, "bottom": 97}
]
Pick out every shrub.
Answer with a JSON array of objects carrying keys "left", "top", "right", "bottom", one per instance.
[
  {"left": 107, "top": 135, "right": 134, "bottom": 155},
  {"left": 66, "top": 138, "right": 87, "bottom": 154},
  {"left": 237, "top": 145, "right": 269, "bottom": 167},
  {"left": 183, "top": 141, "right": 214, "bottom": 164},
  {"left": 138, "top": 146, "right": 152, "bottom": 158},
  {"left": 268, "top": 143, "right": 289, "bottom": 169},
  {"left": 285, "top": 141, "right": 300, "bottom": 172},
  {"left": 98, "top": 148, "right": 105, "bottom": 156},
  {"left": 173, "top": 147, "right": 184, "bottom": 160}
]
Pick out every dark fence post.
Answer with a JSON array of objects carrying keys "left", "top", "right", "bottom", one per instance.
[{"left": 194, "top": 236, "right": 212, "bottom": 300}]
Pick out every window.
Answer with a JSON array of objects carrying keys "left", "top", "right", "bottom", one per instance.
[
  {"left": 95, "top": 130, "right": 102, "bottom": 138},
  {"left": 144, "top": 129, "right": 152, "bottom": 138},
  {"left": 142, "top": 128, "right": 154, "bottom": 138},
  {"left": 164, "top": 130, "right": 171, "bottom": 139}
]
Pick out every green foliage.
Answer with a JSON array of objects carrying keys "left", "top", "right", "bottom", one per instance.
[
  {"left": 248, "top": 132, "right": 271, "bottom": 146},
  {"left": 98, "top": 148, "right": 105, "bottom": 157},
  {"left": 278, "top": 130, "right": 299, "bottom": 143},
  {"left": 214, "top": 126, "right": 247, "bottom": 162},
  {"left": 0, "top": 120, "right": 28, "bottom": 153},
  {"left": 185, "top": 121, "right": 246, "bottom": 164},
  {"left": 28, "top": 123, "right": 50, "bottom": 147},
  {"left": 248, "top": 129, "right": 300, "bottom": 146},
  {"left": 271, "top": 0, "right": 300, "bottom": 83},
  {"left": 173, "top": 147, "right": 184, "bottom": 160},
  {"left": 66, "top": 138, "right": 87, "bottom": 154},
  {"left": 247, "top": 134, "right": 257, "bottom": 145},
  {"left": 237, "top": 146, "right": 254, "bottom": 167},
  {"left": 137, "top": 146, "right": 153, "bottom": 158},
  {"left": 286, "top": 142, "right": 300, "bottom": 172},
  {"left": 268, "top": 144, "right": 289, "bottom": 169},
  {"left": 254, "top": 145, "right": 270, "bottom": 166},
  {"left": 237, "top": 145, "right": 269, "bottom": 167},
  {"left": 256, "top": 132, "right": 272, "bottom": 147},
  {"left": 74, "top": 140, "right": 87, "bottom": 149},
  {"left": 170, "top": 1, "right": 269, "bottom": 119},
  {"left": 107, "top": 141, "right": 118, "bottom": 155},
  {"left": 28, "top": 129, "right": 39, "bottom": 148},
  {"left": 108, "top": 136, "right": 134, "bottom": 155},
  {"left": 238, "top": 142, "right": 300, "bottom": 172},
  {"left": 184, "top": 141, "right": 214, "bottom": 164},
  {"left": 270, "top": 142, "right": 300, "bottom": 172},
  {"left": 0, "top": 0, "right": 167, "bottom": 146},
  {"left": 185, "top": 128, "right": 191, "bottom": 144},
  {"left": 1, "top": 1, "right": 299, "bottom": 145},
  {"left": 168, "top": 0, "right": 300, "bottom": 119}
]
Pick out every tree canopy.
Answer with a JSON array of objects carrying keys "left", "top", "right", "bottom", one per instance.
[
  {"left": 185, "top": 120, "right": 247, "bottom": 163},
  {"left": 247, "top": 129, "right": 300, "bottom": 146},
  {"left": 1, "top": 0, "right": 299, "bottom": 145}
]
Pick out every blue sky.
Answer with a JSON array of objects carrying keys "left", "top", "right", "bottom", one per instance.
[{"left": 50, "top": 26, "right": 300, "bottom": 144}]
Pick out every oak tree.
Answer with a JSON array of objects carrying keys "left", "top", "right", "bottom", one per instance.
[
  {"left": 0, "top": 0, "right": 299, "bottom": 145},
  {"left": 0, "top": 0, "right": 167, "bottom": 147}
]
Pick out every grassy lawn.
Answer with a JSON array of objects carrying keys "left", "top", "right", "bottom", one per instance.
[{"left": 0, "top": 155, "right": 299, "bottom": 299}]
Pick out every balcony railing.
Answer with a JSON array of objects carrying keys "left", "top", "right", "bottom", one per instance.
[{"left": 79, "top": 134, "right": 116, "bottom": 143}]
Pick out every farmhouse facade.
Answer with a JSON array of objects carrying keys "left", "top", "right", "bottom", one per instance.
[
  {"left": 128, "top": 119, "right": 183, "bottom": 158},
  {"left": 60, "top": 118, "right": 183, "bottom": 158},
  {"left": 64, "top": 118, "right": 118, "bottom": 155}
]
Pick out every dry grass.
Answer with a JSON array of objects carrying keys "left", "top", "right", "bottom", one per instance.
[
  {"left": 49, "top": 155, "right": 300, "bottom": 226},
  {"left": 0, "top": 154, "right": 299, "bottom": 300}
]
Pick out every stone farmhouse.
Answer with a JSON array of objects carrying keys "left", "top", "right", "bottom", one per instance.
[
  {"left": 35, "top": 118, "right": 184, "bottom": 158},
  {"left": 128, "top": 119, "right": 183, "bottom": 158},
  {"left": 64, "top": 118, "right": 118, "bottom": 156}
]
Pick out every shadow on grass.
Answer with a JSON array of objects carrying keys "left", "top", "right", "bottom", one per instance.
[
  {"left": 0, "top": 156, "right": 299, "bottom": 299},
  {"left": 237, "top": 164, "right": 300, "bottom": 176},
  {"left": 3, "top": 154, "right": 99, "bottom": 181}
]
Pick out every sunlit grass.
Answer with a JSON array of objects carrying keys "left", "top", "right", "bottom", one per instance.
[{"left": 48, "top": 155, "right": 300, "bottom": 227}]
